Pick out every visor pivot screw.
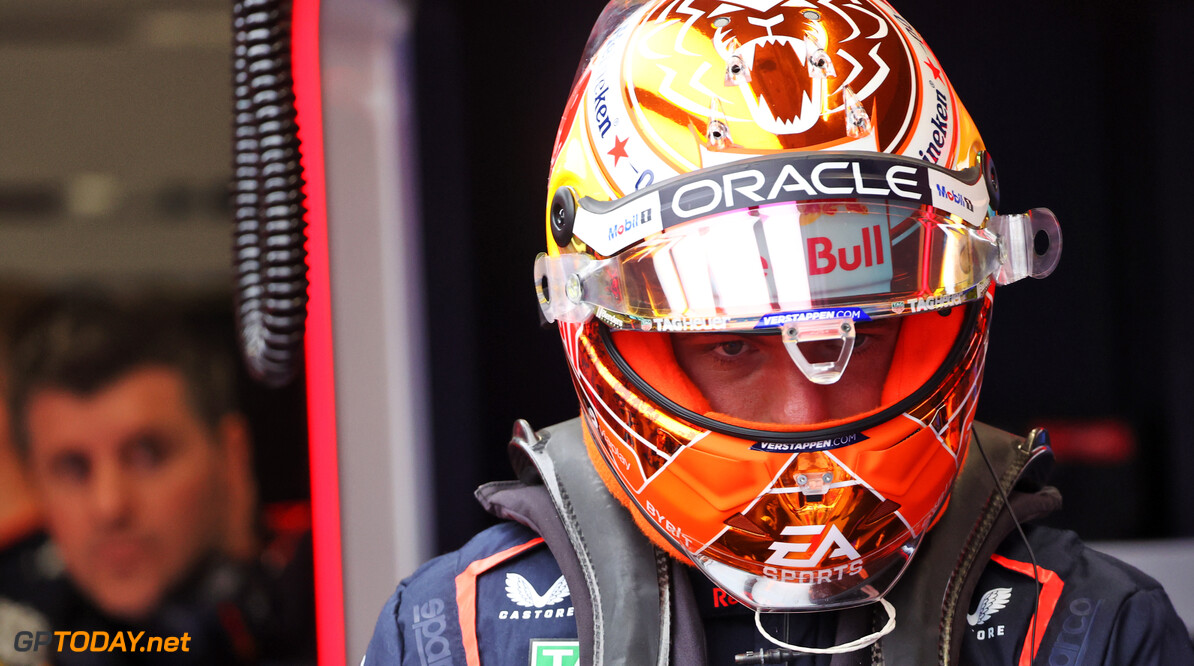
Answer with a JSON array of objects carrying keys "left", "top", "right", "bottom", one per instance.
[
  {"left": 550, "top": 186, "right": 578, "bottom": 247},
  {"left": 565, "top": 274, "right": 584, "bottom": 303},
  {"left": 981, "top": 151, "right": 1001, "bottom": 211}
]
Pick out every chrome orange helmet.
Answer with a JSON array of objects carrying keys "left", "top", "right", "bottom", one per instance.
[{"left": 535, "top": 0, "right": 1060, "bottom": 612}]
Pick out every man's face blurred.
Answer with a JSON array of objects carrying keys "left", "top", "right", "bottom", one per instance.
[{"left": 23, "top": 365, "right": 231, "bottom": 620}]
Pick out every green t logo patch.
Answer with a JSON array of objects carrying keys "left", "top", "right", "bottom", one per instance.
[{"left": 529, "top": 639, "right": 580, "bottom": 666}]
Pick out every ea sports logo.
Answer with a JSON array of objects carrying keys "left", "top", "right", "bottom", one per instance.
[{"left": 764, "top": 524, "right": 861, "bottom": 567}]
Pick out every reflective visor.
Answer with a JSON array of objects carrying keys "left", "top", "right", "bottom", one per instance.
[
  {"left": 537, "top": 153, "right": 1059, "bottom": 330},
  {"left": 607, "top": 306, "right": 967, "bottom": 430}
]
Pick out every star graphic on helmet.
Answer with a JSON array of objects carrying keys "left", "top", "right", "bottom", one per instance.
[
  {"left": 608, "top": 135, "right": 629, "bottom": 166},
  {"left": 924, "top": 59, "right": 943, "bottom": 81}
]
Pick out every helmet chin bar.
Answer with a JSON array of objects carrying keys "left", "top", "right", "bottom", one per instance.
[
  {"left": 690, "top": 536, "right": 917, "bottom": 612},
  {"left": 780, "top": 317, "right": 856, "bottom": 385}
]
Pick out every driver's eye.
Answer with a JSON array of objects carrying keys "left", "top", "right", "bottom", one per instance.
[{"left": 718, "top": 340, "right": 746, "bottom": 356}]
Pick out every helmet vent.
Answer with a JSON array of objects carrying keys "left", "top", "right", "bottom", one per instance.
[
  {"left": 724, "top": 52, "right": 751, "bottom": 86},
  {"left": 724, "top": 513, "right": 769, "bottom": 538},
  {"left": 843, "top": 86, "right": 872, "bottom": 138},
  {"left": 706, "top": 119, "right": 733, "bottom": 149}
]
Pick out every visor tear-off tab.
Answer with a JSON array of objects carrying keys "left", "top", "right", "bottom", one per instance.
[{"left": 989, "top": 208, "right": 1062, "bottom": 284}]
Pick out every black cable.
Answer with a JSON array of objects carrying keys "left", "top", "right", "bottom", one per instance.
[
  {"left": 974, "top": 434, "right": 1042, "bottom": 664},
  {"left": 231, "top": 0, "right": 310, "bottom": 387}
]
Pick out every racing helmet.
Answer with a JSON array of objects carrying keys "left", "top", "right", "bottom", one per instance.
[{"left": 535, "top": 0, "right": 1060, "bottom": 612}]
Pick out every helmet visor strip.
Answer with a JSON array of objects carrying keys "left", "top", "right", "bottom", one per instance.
[
  {"left": 537, "top": 152, "right": 1060, "bottom": 330},
  {"left": 537, "top": 199, "right": 1059, "bottom": 328}
]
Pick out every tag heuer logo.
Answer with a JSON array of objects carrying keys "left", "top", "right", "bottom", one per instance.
[
  {"left": 530, "top": 639, "right": 579, "bottom": 666},
  {"left": 506, "top": 574, "right": 570, "bottom": 608},
  {"left": 967, "top": 587, "right": 1012, "bottom": 626}
]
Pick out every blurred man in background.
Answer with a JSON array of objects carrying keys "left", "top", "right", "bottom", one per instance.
[
  {"left": 0, "top": 286, "right": 41, "bottom": 559},
  {"left": 0, "top": 294, "right": 313, "bottom": 665}
]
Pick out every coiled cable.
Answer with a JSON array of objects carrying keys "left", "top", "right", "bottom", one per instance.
[{"left": 231, "top": 0, "right": 309, "bottom": 387}]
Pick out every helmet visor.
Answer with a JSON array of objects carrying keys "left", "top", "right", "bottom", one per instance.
[
  {"left": 543, "top": 197, "right": 994, "bottom": 327},
  {"left": 536, "top": 153, "right": 1060, "bottom": 329},
  {"left": 607, "top": 306, "right": 967, "bottom": 433}
]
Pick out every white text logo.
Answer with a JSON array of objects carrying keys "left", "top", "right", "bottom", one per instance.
[
  {"left": 764, "top": 524, "right": 861, "bottom": 568},
  {"left": 505, "top": 574, "right": 569, "bottom": 608}
]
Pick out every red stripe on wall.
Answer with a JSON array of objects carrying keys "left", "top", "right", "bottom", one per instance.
[
  {"left": 291, "top": 1, "right": 346, "bottom": 664},
  {"left": 454, "top": 538, "right": 545, "bottom": 666}
]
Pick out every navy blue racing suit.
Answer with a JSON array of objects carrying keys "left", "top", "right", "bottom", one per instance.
[{"left": 364, "top": 421, "right": 1193, "bottom": 665}]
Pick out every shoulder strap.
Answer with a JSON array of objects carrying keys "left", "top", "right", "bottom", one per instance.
[
  {"left": 479, "top": 417, "right": 706, "bottom": 666},
  {"left": 878, "top": 423, "right": 1061, "bottom": 665}
]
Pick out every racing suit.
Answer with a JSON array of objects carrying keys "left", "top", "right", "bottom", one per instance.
[{"left": 365, "top": 419, "right": 1194, "bottom": 665}]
